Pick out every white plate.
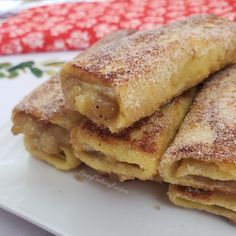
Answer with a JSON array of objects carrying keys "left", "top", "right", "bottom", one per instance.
[
  {"left": 0, "top": 123, "right": 235, "bottom": 236},
  {"left": 0, "top": 52, "right": 235, "bottom": 235}
]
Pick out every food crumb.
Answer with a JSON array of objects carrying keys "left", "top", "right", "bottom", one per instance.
[{"left": 74, "top": 174, "right": 83, "bottom": 182}]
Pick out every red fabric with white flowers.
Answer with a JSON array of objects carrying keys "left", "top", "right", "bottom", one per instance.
[{"left": 1, "top": 0, "right": 236, "bottom": 55}]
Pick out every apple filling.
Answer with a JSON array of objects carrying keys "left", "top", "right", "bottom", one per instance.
[
  {"left": 12, "top": 113, "right": 81, "bottom": 170},
  {"left": 12, "top": 113, "right": 70, "bottom": 155},
  {"left": 68, "top": 82, "right": 119, "bottom": 125}
]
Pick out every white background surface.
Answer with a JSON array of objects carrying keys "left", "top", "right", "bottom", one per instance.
[{"left": 0, "top": 52, "right": 236, "bottom": 236}]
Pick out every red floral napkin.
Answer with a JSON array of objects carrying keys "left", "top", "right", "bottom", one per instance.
[{"left": 0, "top": 0, "right": 236, "bottom": 55}]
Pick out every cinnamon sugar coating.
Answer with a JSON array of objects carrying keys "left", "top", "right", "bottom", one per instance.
[
  {"left": 61, "top": 14, "right": 236, "bottom": 132},
  {"left": 162, "top": 65, "right": 236, "bottom": 165}
]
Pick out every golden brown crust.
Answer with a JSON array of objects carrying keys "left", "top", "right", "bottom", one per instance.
[
  {"left": 11, "top": 75, "right": 83, "bottom": 130},
  {"left": 168, "top": 185, "right": 236, "bottom": 223},
  {"left": 162, "top": 65, "right": 236, "bottom": 165},
  {"left": 12, "top": 75, "right": 68, "bottom": 123},
  {"left": 11, "top": 30, "right": 136, "bottom": 171},
  {"left": 61, "top": 14, "right": 236, "bottom": 132},
  {"left": 12, "top": 30, "right": 136, "bottom": 128},
  {"left": 79, "top": 111, "right": 164, "bottom": 154},
  {"left": 70, "top": 89, "right": 195, "bottom": 181},
  {"left": 66, "top": 15, "right": 236, "bottom": 86},
  {"left": 159, "top": 65, "right": 236, "bottom": 196},
  {"left": 77, "top": 89, "right": 195, "bottom": 154}
]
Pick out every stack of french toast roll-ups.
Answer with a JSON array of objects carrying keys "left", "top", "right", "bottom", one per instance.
[{"left": 12, "top": 15, "right": 236, "bottom": 222}]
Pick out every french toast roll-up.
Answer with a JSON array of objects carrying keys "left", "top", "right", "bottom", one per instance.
[
  {"left": 11, "top": 30, "right": 135, "bottom": 170},
  {"left": 12, "top": 76, "right": 82, "bottom": 170},
  {"left": 160, "top": 65, "right": 236, "bottom": 222},
  {"left": 70, "top": 88, "right": 196, "bottom": 181},
  {"left": 61, "top": 14, "right": 236, "bottom": 133},
  {"left": 168, "top": 185, "right": 236, "bottom": 223}
]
